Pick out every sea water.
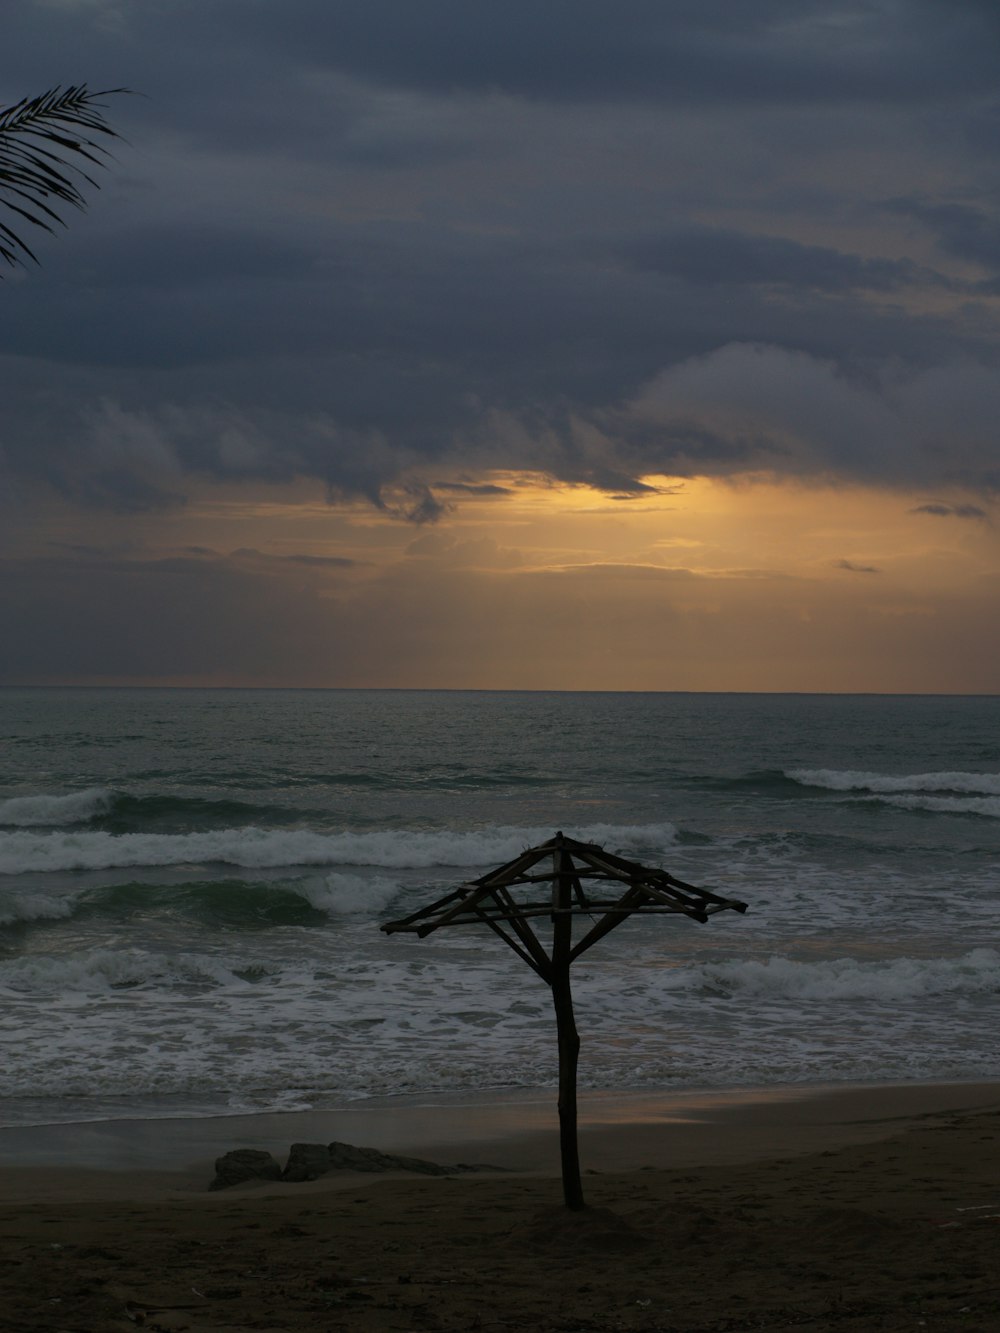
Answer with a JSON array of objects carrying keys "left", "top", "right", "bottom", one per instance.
[{"left": 1, "top": 688, "right": 998, "bottom": 1127}]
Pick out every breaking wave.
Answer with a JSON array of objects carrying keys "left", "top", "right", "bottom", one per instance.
[
  {"left": 0, "top": 788, "right": 313, "bottom": 833},
  {"left": 789, "top": 768, "right": 1000, "bottom": 796},
  {"left": 0, "top": 821, "right": 678, "bottom": 876},
  {"left": 787, "top": 769, "right": 1000, "bottom": 818},
  {"left": 659, "top": 947, "right": 1000, "bottom": 1001},
  {"left": 0, "top": 788, "right": 114, "bottom": 827},
  {"left": 0, "top": 874, "right": 407, "bottom": 932},
  {"left": 877, "top": 794, "right": 1000, "bottom": 819},
  {"left": 0, "top": 890, "right": 76, "bottom": 928}
]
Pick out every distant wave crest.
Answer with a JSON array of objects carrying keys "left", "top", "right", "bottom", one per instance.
[
  {"left": 0, "top": 821, "right": 678, "bottom": 876},
  {"left": 667, "top": 947, "right": 1000, "bottom": 1002},
  {"left": 0, "top": 788, "right": 114, "bottom": 828},
  {"left": 0, "top": 787, "right": 316, "bottom": 833},
  {"left": 878, "top": 793, "right": 1000, "bottom": 819},
  {"left": 788, "top": 768, "right": 1000, "bottom": 795},
  {"left": 0, "top": 873, "right": 406, "bottom": 932},
  {"left": 787, "top": 768, "right": 1000, "bottom": 817}
]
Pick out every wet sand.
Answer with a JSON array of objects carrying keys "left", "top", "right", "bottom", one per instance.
[{"left": 3, "top": 1081, "right": 1000, "bottom": 1331}]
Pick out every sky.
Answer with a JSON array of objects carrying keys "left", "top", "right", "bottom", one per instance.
[{"left": 2, "top": 0, "right": 1000, "bottom": 692}]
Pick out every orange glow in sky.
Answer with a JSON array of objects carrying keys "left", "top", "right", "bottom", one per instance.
[{"left": 26, "top": 469, "right": 996, "bottom": 693}]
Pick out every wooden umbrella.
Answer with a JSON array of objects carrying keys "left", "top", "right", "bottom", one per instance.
[{"left": 381, "top": 831, "right": 748, "bottom": 1210}]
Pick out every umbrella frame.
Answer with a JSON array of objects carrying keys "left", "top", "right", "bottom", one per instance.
[{"left": 382, "top": 831, "right": 747, "bottom": 1209}]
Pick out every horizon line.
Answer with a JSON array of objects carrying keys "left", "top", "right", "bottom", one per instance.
[{"left": 1, "top": 684, "right": 998, "bottom": 699}]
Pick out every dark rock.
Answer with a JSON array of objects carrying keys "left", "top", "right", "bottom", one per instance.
[
  {"left": 283, "top": 1142, "right": 335, "bottom": 1182},
  {"left": 286, "top": 1139, "right": 460, "bottom": 1177},
  {"left": 213, "top": 1140, "right": 503, "bottom": 1189},
  {"left": 326, "top": 1140, "right": 456, "bottom": 1176},
  {"left": 209, "top": 1148, "right": 283, "bottom": 1191}
]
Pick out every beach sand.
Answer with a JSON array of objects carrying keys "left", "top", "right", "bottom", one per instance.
[{"left": 3, "top": 1082, "right": 1000, "bottom": 1332}]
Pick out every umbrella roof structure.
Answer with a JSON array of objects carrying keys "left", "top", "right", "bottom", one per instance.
[
  {"left": 381, "top": 830, "right": 747, "bottom": 978},
  {"left": 382, "top": 832, "right": 747, "bottom": 1210}
]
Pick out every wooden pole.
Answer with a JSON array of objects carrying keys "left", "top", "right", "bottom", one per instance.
[
  {"left": 550, "top": 840, "right": 585, "bottom": 1210},
  {"left": 551, "top": 956, "right": 584, "bottom": 1209}
]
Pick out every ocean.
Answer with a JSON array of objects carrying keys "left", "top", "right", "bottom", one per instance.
[{"left": 1, "top": 688, "right": 998, "bottom": 1129}]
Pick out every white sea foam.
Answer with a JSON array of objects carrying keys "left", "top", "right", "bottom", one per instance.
[
  {"left": 789, "top": 768, "right": 1000, "bottom": 796},
  {"left": 0, "top": 788, "right": 114, "bottom": 827},
  {"left": 878, "top": 794, "right": 1000, "bottom": 819},
  {"left": 300, "top": 873, "right": 402, "bottom": 915},
  {"left": 2, "top": 945, "right": 997, "bottom": 1115},
  {"left": 0, "top": 890, "right": 75, "bottom": 928},
  {"left": 661, "top": 947, "right": 1000, "bottom": 1001},
  {"left": 0, "top": 821, "right": 677, "bottom": 876},
  {"left": 0, "top": 947, "right": 277, "bottom": 994}
]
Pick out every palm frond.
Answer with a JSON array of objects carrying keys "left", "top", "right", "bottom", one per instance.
[{"left": 0, "top": 84, "right": 128, "bottom": 271}]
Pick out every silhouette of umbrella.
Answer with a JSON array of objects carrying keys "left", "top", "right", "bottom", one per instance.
[{"left": 381, "top": 831, "right": 748, "bottom": 1210}]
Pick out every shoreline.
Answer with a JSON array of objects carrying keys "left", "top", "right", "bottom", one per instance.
[
  {"left": 3, "top": 1078, "right": 999, "bottom": 1202},
  {"left": 5, "top": 1080, "right": 1000, "bottom": 1330}
]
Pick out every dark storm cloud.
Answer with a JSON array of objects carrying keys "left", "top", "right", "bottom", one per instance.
[
  {"left": 3, "top": 0, "right": 1000, "bottom": 521},
  {"left": 67, "top": 224, "right": 322, "bottom": 291},
  {"left": 224, "top": 547, "right": 366, "bottom": 571},
  {"left": 432, "top": 481, "right": 513, "bottom": 496},
  {"left": 7, "top": 1, "right": 997, "bottom": 111},
  {"left": 836, "top": 559, "right": 881, "bottom": 574},
  {"left": 379, "top": 482, "right": 451, "bottom": 524},
  {"left": 623, "top": 229, "right": 938, "bottom": 293},
  {"left": 149, "top": 0, "right": 1000, "bottom": 107},
  {"left": 887, "top": 201, "right": 1000, "bottom": 271},
  {"left": 911, "top": 503, "right": 989, "bottom": 520}
]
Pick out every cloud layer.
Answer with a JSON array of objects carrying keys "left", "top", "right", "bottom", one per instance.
[
  {"left": 2, "top": 2, "right": 1000, "bottom": 688},
  {"left": 4, "top": 0, "right": 1000, "bottom": 516}
]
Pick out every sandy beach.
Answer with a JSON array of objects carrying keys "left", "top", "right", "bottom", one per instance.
[{"left": 3, "top": 1081, "right": 1000, "bottom": 1331}]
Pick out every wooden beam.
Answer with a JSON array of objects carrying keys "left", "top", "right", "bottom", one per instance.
[
  {"left": 470, "top": 845, "right": 552, "bottom": 889},
  {"left": 492, "top": 885, "right": 554, "bottom": 980},
  {"left": 469, "top": 902, "right": 550, "bottom": 981},
  {"left": 568, "top": 885, "right": 647, "bottom": 962},
  {"left": 631, "top": 879, "right": 709, "bottom": 921},
  {"left": 647, "top": 868, "right": 748, "bottom": 912},
  {"left": 408, "top": 883, "right": 500, "bottom": 937},
  {"left": 474, "top": 867, "right": 612, "bottom": 888},
  {"left": 393, "top": 902, "right": 700, "bottom": 933},
  {"left": 380, "top": 886, "right": 468, "bottom": 934}
]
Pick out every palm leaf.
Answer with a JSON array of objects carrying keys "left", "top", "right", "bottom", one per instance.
[{"left": 0, "top": 84, "right": 127, "bottom": 271}]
